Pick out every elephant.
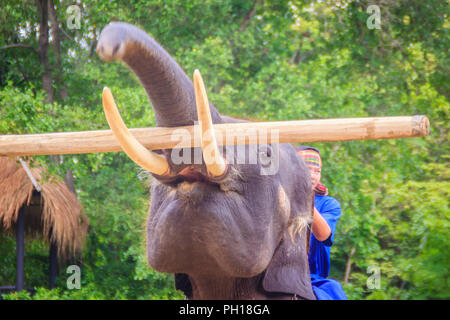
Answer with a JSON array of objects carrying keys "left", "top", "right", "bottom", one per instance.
[{"left": 96, "top": 22, "right": 316, "bottom": 300}]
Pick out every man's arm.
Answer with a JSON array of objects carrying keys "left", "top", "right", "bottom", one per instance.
[{"left": 312, "top": 207, "right": 332, "bottom": 242}]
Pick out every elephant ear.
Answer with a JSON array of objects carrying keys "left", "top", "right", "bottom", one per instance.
[
  {"left": 262, "top": 227, "right": 316, "bottom": 300},
  {"left": 174, "top": 273, "right": 193, "bottom": 299},
  {"left": 261, "top": 147, "right": 316, "bottom": 300}
]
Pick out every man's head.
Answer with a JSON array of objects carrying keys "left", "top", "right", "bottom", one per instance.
[{"left": 296, "top": 146, "right": 322, "bottom": 190}]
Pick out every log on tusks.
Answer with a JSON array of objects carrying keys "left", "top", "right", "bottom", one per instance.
[{"left": 0, "top": 70, "right": 430, "bottom": 158}]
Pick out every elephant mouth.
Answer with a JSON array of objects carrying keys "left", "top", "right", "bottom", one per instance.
[
  {"left": 165, "top": 166, "right": 222, "bottom": 190},
  {"left": 177, "top": 167, "right": 209, "bottom": 183}
]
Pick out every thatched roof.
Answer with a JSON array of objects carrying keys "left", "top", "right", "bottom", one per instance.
[{"left": 0, "top": 157, "right": 88, "bottom": 258}]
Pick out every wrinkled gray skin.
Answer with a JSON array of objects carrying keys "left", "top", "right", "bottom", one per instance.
[{"left": 97, "top": 22, "right": 315, "bottom": 300}]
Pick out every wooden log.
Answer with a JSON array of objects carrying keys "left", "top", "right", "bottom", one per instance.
[{"left": 0, "top": 115, "right": 429, "bottom": 157}]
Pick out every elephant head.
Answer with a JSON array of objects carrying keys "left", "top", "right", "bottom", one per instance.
[{"left": 97, "top": 22, "right": 315, "bottom": 300}]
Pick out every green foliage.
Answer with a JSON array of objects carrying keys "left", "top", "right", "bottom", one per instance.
[{"left": 0, "top": 0, "right": 448, "bottom": 300}]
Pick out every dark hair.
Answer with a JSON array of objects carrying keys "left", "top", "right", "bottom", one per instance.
[{"left": 295, "top": 145, "right": 321, "bottom": 155}]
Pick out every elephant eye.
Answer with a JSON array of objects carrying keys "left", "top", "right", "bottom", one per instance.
[{"left": 259, "top": 144, "right": 272, "bottom": 158}]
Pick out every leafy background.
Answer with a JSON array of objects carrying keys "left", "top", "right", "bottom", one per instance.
[{"left": 0, "top": 0, "right": 448, "bottom": 299}]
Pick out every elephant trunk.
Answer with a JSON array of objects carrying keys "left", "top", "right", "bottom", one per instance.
[{"left": 97, "top": 22, "right": 223, "bottom": 127}]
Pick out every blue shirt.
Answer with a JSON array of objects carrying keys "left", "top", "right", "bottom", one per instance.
[{"left": 308, "top": 195, "right": 342, "bottom": 279}]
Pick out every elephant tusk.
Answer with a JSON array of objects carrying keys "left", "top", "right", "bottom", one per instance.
[
  {"left": 193, "top": 70, "right": 227, "bottom": 177},
  {"left": 102, "top": 87, "right": 170, "bottom": 176}
]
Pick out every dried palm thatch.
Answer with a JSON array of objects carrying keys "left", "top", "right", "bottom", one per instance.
[{"left": 0, "top": 157, "right": 88, "bottom": 258}]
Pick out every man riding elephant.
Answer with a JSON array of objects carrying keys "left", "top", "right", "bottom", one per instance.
[{"left": 297, "top": 146, "right": 347, "bottom": 300}]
